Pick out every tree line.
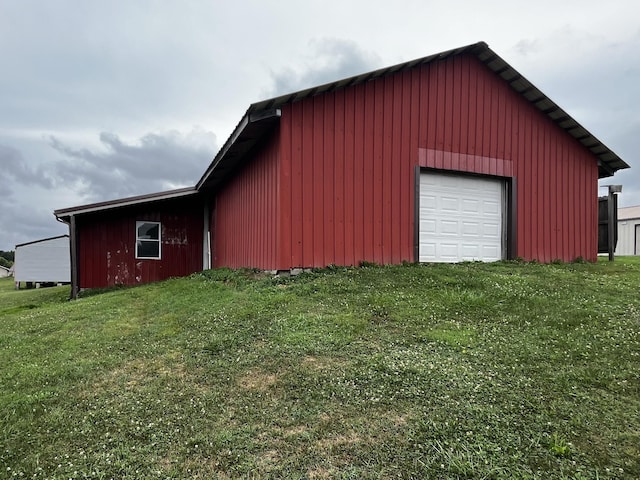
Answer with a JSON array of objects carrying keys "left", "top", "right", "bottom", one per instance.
[{"left": 0, "top": 250, "right": 14, "bottom": 268}]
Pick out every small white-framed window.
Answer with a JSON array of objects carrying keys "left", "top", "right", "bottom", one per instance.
[{"left": 136, "top": 221, "right": 161, "bottom": 259}]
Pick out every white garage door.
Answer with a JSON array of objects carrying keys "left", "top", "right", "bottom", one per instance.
[{"left": 419, "top": 172, "right": 504, "bottom": 262}]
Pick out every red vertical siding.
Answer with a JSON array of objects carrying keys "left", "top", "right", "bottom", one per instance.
[
  {"left": 213, "top": 132, "right": 280, "bottom": 269},
  {"left": 76, "top": 195, "right": 204, "bottom": 289},
  {"left": 216, "top": 53, "right": 599, "bottom": 270},
  {"left": 343, "top": 87, "right": 356, "bottom": 266}
]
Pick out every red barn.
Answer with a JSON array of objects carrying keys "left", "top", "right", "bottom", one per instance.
[{"left": 55, "top": 42, "right": 629, "bottom": 296}]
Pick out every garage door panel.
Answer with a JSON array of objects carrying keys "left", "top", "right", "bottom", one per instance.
[
  {"left": 441, "top": 197, "right": 460, "bottom": 211},
  {"left": 462, "top": 244, "right": 480, "bottom": 258},
  {"left": 420, "top": 219, "right": 437, "bottom": 234},
  {"left": 462, "top": 199, "right": 480, "bottom": 213},
  {"left": 483, "top": 200, "right": 500, "bottom": 215},
  {"left": 440, "top": 220, "right": 459, "bottom": 235},
  {"left": 462, "top": 221, "right": 480, "bottom": 236},
  {"left": 419, "top": 172, "right": 503, "bottom": 263},
  {"left": 482, "top": 245, "right": 500, "bottom": 256},
  {"left": 421, "top": 194, "right": 437, "bottom": 210},
  {"left": 421, "top": 243, "right": 436, "bottom": 259},
  {"left": 483, "top": 222, "right": 500, "bottom": 236}
]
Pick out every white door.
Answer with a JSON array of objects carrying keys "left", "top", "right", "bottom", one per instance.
[{"left": 419, "top": 172, "right": 504, "bottom": 262}]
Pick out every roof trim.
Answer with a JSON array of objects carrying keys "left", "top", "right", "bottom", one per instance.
[
  {"left": 618, "top": 205, "right": 640, "bottom": 221},
  {"left": 15, "top": 234, "right": 69, "bottom": 249},
  {"left": 54, "top": 186, "right": 199, "bottom": 221},
  {"left": 196, "top": 109, "right": 281, "bottom": 190},
  {"left": 197, "top": 41, "right": 628, "bottom": 187}
]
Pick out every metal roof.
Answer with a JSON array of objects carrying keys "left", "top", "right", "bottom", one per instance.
[
  {"left": 15, "top": 234, "right": 69, "bottom": 249},
  {"left": 54, "top": 186, "right": 199, "bottom": 221},
  {"left": 197, "top": 41, "right": 628, "bottom": 189},
  {"left": 618, "top": 205, "right": 640, "bottom": 220}
]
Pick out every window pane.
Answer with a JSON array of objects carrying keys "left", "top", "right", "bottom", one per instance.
[
  {"left": 137, "top": 240, "right": 159, "bottom": 258},
  {"left": 137, "top": 222, "right": 159, "bottom": 240}
]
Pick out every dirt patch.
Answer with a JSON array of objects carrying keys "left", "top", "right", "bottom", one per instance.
[
  {"left": 316, "top": 432, "right": 365, "bottom": 450},
  {"left": 84, "top": 354, "right": 204, "bottom": 397},
  {"left": 301, "top": 355, "right": 350, "bottom": 371},
  {"left": 237, "top": 370, "right": 277, "bottom": 391},
  {"left": 307, "top": 466, "right": 333, "bottom": 479},
  {"left": 284, "top": 424, "right": 308, "bottom": 437},
  {"left": 257, "top": 449, "right": 281, "bottom": 469}
]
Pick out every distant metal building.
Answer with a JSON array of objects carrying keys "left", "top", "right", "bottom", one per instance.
[
  {"left": 0, "top": 266, "right": 10, "bottom": 278},
  {"left": 55, "top": 42, "right": 630, "bottom": 294},
  {"left": 14, "top": 235, "right": 71, "bottom": 287},
  {"left": 615, "top": 206, "right": 640, "bottom": 255}
]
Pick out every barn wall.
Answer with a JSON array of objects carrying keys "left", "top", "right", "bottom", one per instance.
[
  {"left": 273, "top": 53, "right": 598, "bottom": 268},
  {"left": 76, "top": 196, "right": 204, "bottom": 289},
  {"left": 213, "top": 133, "right": 280, "bottom": 269}
]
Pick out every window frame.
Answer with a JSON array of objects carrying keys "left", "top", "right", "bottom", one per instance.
[{"left": 135, "top": 221, "right": 162, "bottom": 260}]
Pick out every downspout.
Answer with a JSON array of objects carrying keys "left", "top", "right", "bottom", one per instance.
[{"left": 203, "top": 199, "right": 211, "bottom": 270}]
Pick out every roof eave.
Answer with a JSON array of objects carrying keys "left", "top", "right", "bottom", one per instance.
[
  {"left": 196, "top": 108, "right": 281, "bottom": 190},
  {"left": 15, "top": 234, "right": 70, "bottom": 249},
  {"left": 54, "top": 186, "right": 199, "bottom": 221},
  {"left": 473, "top": 45, "right": 629, "bottom": 178}
]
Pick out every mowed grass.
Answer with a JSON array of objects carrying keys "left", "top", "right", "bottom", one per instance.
[{"left": 0, "top": 258, "right": 639, "bottom": 479}]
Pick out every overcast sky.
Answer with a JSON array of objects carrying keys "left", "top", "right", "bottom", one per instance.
[{"left": 1, "top": 0, "right": 639, "bottom": 250}]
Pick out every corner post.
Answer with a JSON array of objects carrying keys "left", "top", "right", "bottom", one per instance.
[
  {"left": 69, "top": 215, "right": 79, "bottom": 299},
  {"left": 607, "top": 185, "right": 622, "bottom": 262}
]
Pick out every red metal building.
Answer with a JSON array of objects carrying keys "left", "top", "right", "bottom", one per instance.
[{"left": 55, "top": 42, "right": 629, "bottom": 295}]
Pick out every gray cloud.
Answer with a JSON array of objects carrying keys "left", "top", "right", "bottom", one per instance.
[
  {"left": 268, "top": 38, "right": 381, "bottom": 97},
  {"left": 0, "top": 206, "right": 67, "bottom": 248},
  {"left": 0, "top": 143, "right": 54, "bottom": 189},
  {"left": 49, "top": 128, "right": 216, "bottom": 202},
  {"left": 0, "top": 128, "right": 216, "bottom": 250}
]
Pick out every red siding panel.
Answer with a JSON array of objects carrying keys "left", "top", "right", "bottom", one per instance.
[
  {"left": 343, "top": 87, "right": 356, "bottom": 266},
  {"left": 214, "top": 132, "right": 280, "bottom": 269},
  {"left": 76, "top": 195, "right": 204, "bottom": 289},
  {"left": 353, "top": 84, "right": 366, "bottom": 265},
  {"left": 333, "top": 89, "right": 345, "bottom": 266}
]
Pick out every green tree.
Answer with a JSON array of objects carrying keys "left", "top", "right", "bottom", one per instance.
[
  {"left": 0, "top": 250, "right": 14, "bottom": 261},
  {"left": 0, "top": 251, "right": 14, "bottom": 267}
]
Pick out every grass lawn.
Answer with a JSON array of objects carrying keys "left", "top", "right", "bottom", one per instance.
[{"left": 0, "top": 258, "right": 639, "bottom": 479}]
